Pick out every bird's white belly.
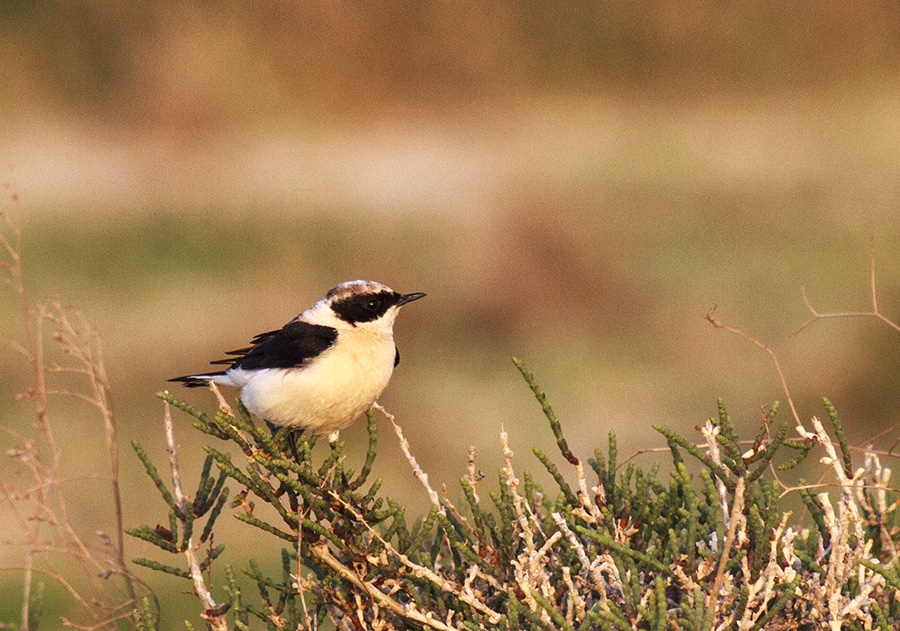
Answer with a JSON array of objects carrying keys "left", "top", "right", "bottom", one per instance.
[{"left": 237, "top": 335, "right": 395, "bottom": 435}]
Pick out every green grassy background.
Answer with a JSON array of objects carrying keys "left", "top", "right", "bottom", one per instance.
[{"left": 3, "top": 2, "right": 900, "bottom": 627}]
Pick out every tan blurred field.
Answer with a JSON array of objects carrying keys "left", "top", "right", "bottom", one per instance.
[{"left": 3, "top": 2, "right": 900, "bottom": 627}]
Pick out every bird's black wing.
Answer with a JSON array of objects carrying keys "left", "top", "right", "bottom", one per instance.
[
  {"left": 209, "top": 329, "right": 281, "bottom": 363},
  {"left": 212, "top": 321, "right": 338, "bottom": 370}
]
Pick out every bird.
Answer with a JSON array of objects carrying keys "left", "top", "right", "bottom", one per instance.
[{"left": 169, "top": 280, "right": 425, "bottom": 439}]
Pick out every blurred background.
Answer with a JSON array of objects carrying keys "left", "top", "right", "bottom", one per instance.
[{"left": 3, "top": 1, "right": 900, "bottom": 626}]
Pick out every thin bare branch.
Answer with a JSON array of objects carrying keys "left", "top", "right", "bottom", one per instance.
[
  {"left": 327, "top": 492, "right": 504, "bottom": 624},
  {"left": 375, "top": 402, "right": 442, "bottom": 510},
  {"left": 163, "top": 401, "right": 228, "bottom": 631},
  {"left": 310, "top": 543, "right": 458, "bottom": 631},
  {"left": 464, "top": 445, "right": 480, "bottom": 503},
  {"left": 707, "top": 476, "right": 745, "bottom": 614},
  {"left": 706, "top": 306, "right": 801, "bottom": 427},
  {"left": 209, "top": 381, "right": 234, "bottom": 417},
  {"left": 869, "top": 236, "right": 878, "bottom": 313},
  {"left": 794, "top": 239, "right": 900, "bottom": 336}
]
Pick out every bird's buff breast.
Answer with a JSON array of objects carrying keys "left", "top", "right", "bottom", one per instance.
[{"left": 239, "top": 331, "right": 395, "bottom": 435}]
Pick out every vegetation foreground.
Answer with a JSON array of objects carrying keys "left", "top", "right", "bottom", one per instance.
[
  {"left": 4, "top": 205, "right": 900, "bottom": 629},
  {"left": 122, "top": 360, "right": 900, "bottom": 630}
]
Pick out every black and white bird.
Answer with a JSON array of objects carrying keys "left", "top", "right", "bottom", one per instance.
[{"left": 170, "top": 280, "right": 425, "bottom": 436}]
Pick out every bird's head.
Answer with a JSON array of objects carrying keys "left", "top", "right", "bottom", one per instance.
[{"left": 305, "top": 280, "right": 425, "bottom": 333}]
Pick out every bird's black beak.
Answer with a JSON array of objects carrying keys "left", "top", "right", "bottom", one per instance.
[{"left": 397, "top": 292, "right": 426, "bottom": 306}]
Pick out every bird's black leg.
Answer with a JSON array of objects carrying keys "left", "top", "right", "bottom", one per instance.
[
  {"left": 263, "top": 420, "right": 301, "bottom": 509},
  {"left": 286, "top": 430, "right": 303, "bottom": 463},
  {"left": 264, "top": 420, "right": 303, "bottom": 463}
]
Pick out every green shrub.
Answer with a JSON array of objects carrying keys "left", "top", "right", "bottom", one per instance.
[{"left": 129, "top": 360, "right": 900, "bottom": 630}]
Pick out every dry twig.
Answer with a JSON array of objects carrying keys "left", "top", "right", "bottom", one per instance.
[
  {"left": 162, "top": 401, "right": 228, "bottom": 631},
  {"left": 2, "top": 192, "right": 138, "bottom": 629},
  {"left": 795, "top": 237, "right": 900, "bottom": 336},
  {"left": 374, "top": 402, "right": 441, "bottom": 510}
]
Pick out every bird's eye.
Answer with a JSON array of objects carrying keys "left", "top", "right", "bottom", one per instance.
[{"left": 365, "top": 298, "right": 380, "bottom": 311}]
